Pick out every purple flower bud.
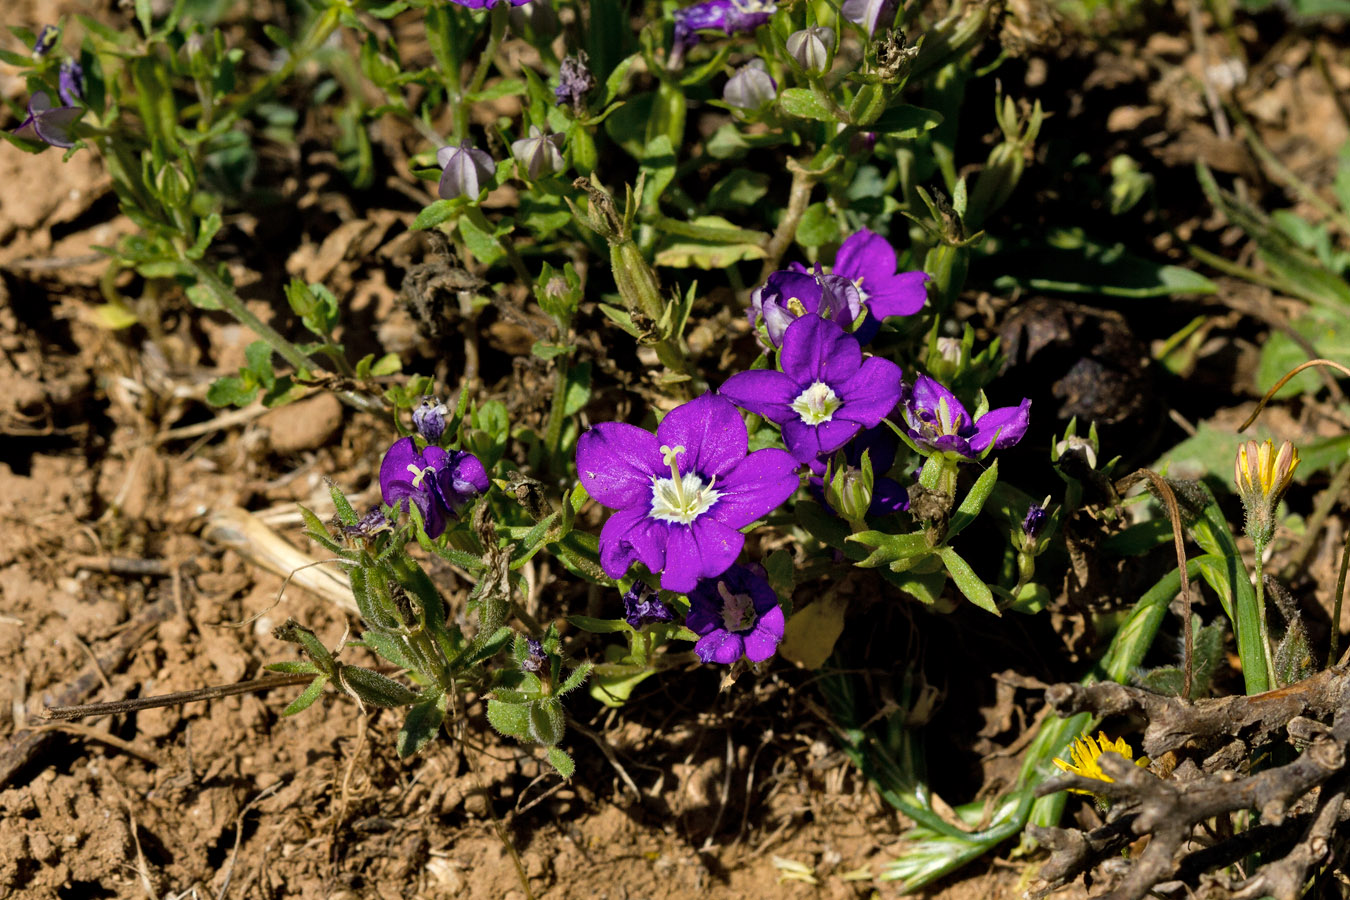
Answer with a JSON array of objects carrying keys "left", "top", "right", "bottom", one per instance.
[
  {"left": 723, "top": 60, "right": 777, "bottom": 110},
  {"left": 786, "top": 26, "right": 834, "bottom": 73},
  {"left": 556, "top": 52, "right": 596, "bottom": 110},
  {"left": 58, "top": 60, "right": 85, "bottom": 106},
  {"left": 11, "top": 92, "right": 81, "bottom": 149},
  {"left": 436, "top": 141, "right": 495, "bottom": 200},
  {"left": 32, "top": 25, "right": 59, "bottom": 59},
  {"left": 521, "top": 637, "right": 546, "bottom": 672},
  {"left": 622, "top": 582, "right": 674, "bottom": 628},
  {"left": 1022, "top": 503, "right": 1047, "bottom": 539},
  {"left": 671, "top": 0, "right": 776, "bottom": 68},
  {"left": 343, "top": 507, "right": 392, "bottom": 539},
  {"left": 510, "top": 125, "right": 565, "bottom": 180},
  {"left": 412, "top": 397, "right": 449, "bottom": 442}
]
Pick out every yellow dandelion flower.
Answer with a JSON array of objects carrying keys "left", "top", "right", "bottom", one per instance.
[{"left": 1052, "top": 732, "right": 1149, "bottom": 796}]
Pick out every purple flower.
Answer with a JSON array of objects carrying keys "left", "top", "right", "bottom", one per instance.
[
  {"left": 671, "top": 0, "right": 776, "bottom": 67},
  {"left": 899, "top": 375, "right": 1031, "bottom": 460},
  {"left": 511, "top": 125, "right": 565, "bottom": 179},
  {"left": 833, "top": 228, "right": 928, "bottom": 322},
  {"left": 685, "top": 564, "right": 783, "bottom": 664},
  {"left": 32, "top": 26, "right": 59, "bottom": 59},
  {"left": 11, "top": 92, "right": 81, "bottom": 149},
  {"left": 556, "top": 53, "right": 595, "bottom": 110},
  {"left": 521, "top": 638, "right": 546, "bottom": 672},
  {"left": 723, "top": 60, "right": 777, "bottom": 110},
  {"left": 379, "top": 437, "right": 489, "bottom": 539},
  {"left": 576, "top": 393, "right": 799, "bottom": 593},
  {"left": 412, "top": 397, "right": 448, "bottom": 442},
  {"left": 841, "top": 0, "right": 899, "bottom": 35},
  {"left": 436, "top": 141, "right": 495, "bottom": 200},
  {"left": 58, "top": 60, "right": 84, "bottom": 106},
  {"left": 748, "top": 268, "right": 865, "bottom": 347},
  {"left": 447, "top": 0, "right": 533, "bottom": 7},
  {"left": 622, "top": 582, "right": 674, "bottom": 627},
  {"left": 721, "top": 315, "right": 904, "bottom": 465}
]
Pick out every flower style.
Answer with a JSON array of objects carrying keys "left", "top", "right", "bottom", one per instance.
[
  {"left": 436, "top": 141, "right": 495, "bottom": 200},
  {"left": 511, "top": 125, "right": 565, "bottom": 179},
  {"left": 576, "top": 393, "right": 798, "bottom": 593},
  {"left": 11, "top": 92, "right": 81, "bottom": 149},
  {"left": 622, "top": 582, "right": 674, "bottom": 628},
  {"left": 685, "top": 564, "right": 784, "bottom": 664},
  {"left": 1052, "top": 732, "right": 1149, "bottom": 795},
  {"left": 721, "top": 315, "right": 903, "bottom": 464},
  {"left": 379, "top": 437, "right": 489, "bottom": 539},
  {"left": 899, "top": 375, "right": 1030, "bottom": 460},
  {"left": 671, "top": 0, "right": 776, "bottom": 67}
]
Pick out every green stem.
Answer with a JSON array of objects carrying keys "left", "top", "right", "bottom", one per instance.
[
  {"left": 1253, "top": 550, "right": 1278, "bottom": 687},
  {"left": 226, "top": 6, "right": 343, "bottom": 127},
  {"left": 455, "top": 4, "right": 507, "bottom": 137},
  {"left": 544, "top": 353, "right": 570, "bottom": 462},
  {"left": 1331, "top": 536, "right": 1349, "bottom": 667},
  {"left": 187, "top": 259, "right": 315, "bottom": 374}
]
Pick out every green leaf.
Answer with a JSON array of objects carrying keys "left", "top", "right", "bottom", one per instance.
[
  {"left": 797, "top": 203, "right": 840, "bottom": 249},
  {"left": 282, "top": 676, "right": 328, "bottom": 716},
  {"left": 938, "top": 547, "right": 998, "bottom": 615},
  {"left": 360, "top": 631, "right": 417, "bottom": 670},
  {"left": 870, "top": 105, "right": 944, "bottom": 138},
  {"left": 486, "top": 697, "right": 531, "bottom": 738},
  {"left": 707, "top": 170, "right": 770, "bottom": 211},
  {"left": 778, "top": 87, "right": 836, "bottom": 121},
  {"left": 947, "top": 460, "right": 999, "bottom": 538},
  {"left": 546, "top": 746, "right": 575, "bottom": 778},
  {"left": 568, "top": 615, "right": 632, "bottom": 634},
  {"left": 205, "top": 375, "right": 256, "bottom": 408},
  {"left": 397, "top": 691, "right": 447, "bottom": 757},
  {"left": 990, "top": 228, "right": 1217, "bottom": 298},
  {"left": 411, "top": 199, "right": 459, "bottom": 231},
  {"left": 265, "top": 660, "right": 320, "bottom": 675},
  {"left": 339, "top": 666, "right": 420, "bottom": 707},
  {"left": 557, "top": 662, "right": 593, "bottom": 696}
]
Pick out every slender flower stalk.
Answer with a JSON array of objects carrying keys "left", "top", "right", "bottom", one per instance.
[{"left": 1234, "top": 439, "right": 1300, "bottom": 686}]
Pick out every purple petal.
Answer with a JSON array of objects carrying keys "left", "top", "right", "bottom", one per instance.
[
  {"left": 708, "top": 447, "right": 799, "bottom": 529},
  {"left": 685, "top": 589, "right": 722, "bottom": 635},
  {"left": 694, "top": 630, "right": 745, "bottom": 664},
  {"left": 380, "top": 437, "right": 423, "bottom": 504},
  {"left": 718, "top": 370, "right": 797, "bottom": 422},
  {"left": 660, "top": 519, "right": 744, "bottom": 592},
  {"left": 836, "top": 356, "right": 903, "bottom": 427},
  {"left": 834, "top": 229, "right": 896, "bottom": 290},
  {"left": 780, "top": 315, "right": 861, "bottom": 386},
  {"left": 910, "top": 375, "right": 972, "bottom": 431},
  {"left": 969, "top": 398, "right": 1032, "bottom": 454},
  {"left": 656, "top": 393, "right": 749, "bottom": 479},
  {"left": 599, "top": 506, "right": 667, "bottom": 581},
  {"left": 576, "top": 422, "right": 663, "bottom": 508},
  {"left": 866, "top": 270, "right": 929, "bottom": 319},
  {"left": 782, "top": 418, "right": 860, "bottom": 463},
  {"left": 448, "top": 451, "right": 490, "bottom": 495},
  {"left": 741, "top": 605, "right": 784, "bottom": 661},
  {"left": 871, "top": 477, "right": 910, "bottom": 514}
]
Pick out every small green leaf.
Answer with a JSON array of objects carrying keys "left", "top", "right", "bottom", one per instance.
[
  {"left": 411, "top": 199, "right": 459, "bottom": 231},
  {"left": 282, "top": 676, "right": 328, "bottom": 716},
  {"left": 397, "top": 691, "right": 447, "bottom": 757},
  {"left": 528, "top": 698, "right": 565, "bottom": 745},
  {"left": 340, "top": 666, "right": 420, "bottom": 707},
  {"left": 797, "top": 202, "right": 840, "bottom": 249},
  {"left": 265, "top": 660, "right": 320, "bottom": 675},
  {"left": 486, "top": 697, "right": 531, "bottom": 738},
  {"left": 568, "top": 615, "right": 632, "bottom": 634},
  {"left": 779, "top": 87, "right": 836, "bottom": 122},
  {"left": 871, "top": 105, "right": 944, "bottom": 138},
  {"left": 948, "top": 460, "right": 999, "bottom": 538},
  {"left": 360, "top": 631, "right": 417, "bottom": 670},
  {"left": 938, "top": 547, "right": 998, "bottom": 615},
  {"left": 205, "top": 375, "right": 256, "bottom": 408},
  {"left": 546, "top": 746, "right": 576, "bottom": 778}
]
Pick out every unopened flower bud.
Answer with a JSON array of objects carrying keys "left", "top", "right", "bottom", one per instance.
[
  {"left": 436, "top": 141, "right": 495, "bottom": 200},
  {"left": 1022, "top": 503, "right": 1047, "bottom": 539},
  {"left": 511, "top": 125, "right": 566, "bottom": 180},
  {"left": 723, "top": 60, "right": 777, "bottom": 110},
  {"left": 556, "top": 52, "right": 596, "bottom": 111},
  {"left": 521, "top": 638, "right": 546, "bottom": 673},
  {"left": 1054, "top": 433, "right": 1098, "bottom": 470},
  {"left": 824, "top": 455, "right": 874, "bottom": 524},
  {"left": 58, "top": 60, "right": 84, "bottom": 106},
  {"left": 343, "top": 507, "right": 392, "bottom": 540},
  {"left": 622, "top": 582, "right": 673, "bottom": 628},
  {"left": 412, "top": 397, "right": 449, "bottom": 442},
  {"left": 786, "top": 26, "right": 834, "bottom": 74},
  {"left": 1235, "top": 439, "right": 1299, "bottom": 549},
  {"left": 32, "top": 25, "right": 59, "bottom": 59}
]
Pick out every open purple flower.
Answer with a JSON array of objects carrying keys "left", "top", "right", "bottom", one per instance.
[
  {"left": 721, "top": 315, "right": 903, "bottom": 464},
  {"left": 12, "top": 92, "right": 81, "bottom": 149},
  {"left": 379, "top": 437, "right": 489, "bottom": 539},
  {"left": 685, "top": 564, "right": 783, "bottom": 664},
  {"left": 671, "top": 0, "right": 776, "bottom": 67},
  {"left": 899, "top": 375, "right": 1031, "bottom": 460},
  {"left": 833, "top": 228, "right": 928, "bottom": 322},
  {"left": 576, "top": 393, "right": 798, "bottom": 593},
  {"left": 447, "top": 0, "right": 532, "bottom": 8}
]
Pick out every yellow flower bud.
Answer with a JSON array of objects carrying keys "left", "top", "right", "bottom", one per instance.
[{"left": 1234, "top": 439, "right": 1299, "bottom": 548}]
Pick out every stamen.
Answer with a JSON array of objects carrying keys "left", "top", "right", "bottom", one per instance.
[{"left": 786, "top": 297, "right": 807, "bottom": 317}]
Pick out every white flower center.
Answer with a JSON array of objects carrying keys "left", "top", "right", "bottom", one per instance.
[
  {"left": 718, "top": 581, "right": 758, "bottom": 632},
  {"left": 791, "top": 381, "right": 842, "bottom": 426},
  {"left": 649, "top": 444, "right": 721, "bottom": 525}
]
